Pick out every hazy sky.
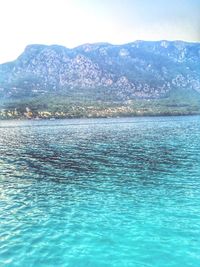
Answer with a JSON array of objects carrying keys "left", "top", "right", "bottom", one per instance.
[{"left": 0, "top": 0, "right": 199, "bottom": 63}]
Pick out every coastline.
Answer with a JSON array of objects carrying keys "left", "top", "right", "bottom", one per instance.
[{"left": 1, "top": 111, "right": 200, "bottom": 121}]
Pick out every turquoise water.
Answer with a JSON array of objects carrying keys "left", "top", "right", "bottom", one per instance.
[{"left": 0, "top": 116, "right": 200, "bottom": 267}]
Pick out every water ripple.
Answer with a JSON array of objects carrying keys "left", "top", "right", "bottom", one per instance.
[{"left": 0, "top": 116, "right": 200, "bottom": 267}]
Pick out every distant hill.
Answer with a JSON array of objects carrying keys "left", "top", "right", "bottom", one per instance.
[{"left": 0, "top": 41, "right": 200, "bottom": 119}]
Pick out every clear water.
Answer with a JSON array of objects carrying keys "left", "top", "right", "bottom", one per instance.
[{"left": 0, "top": 116, "right": 200, "bottom": 267}]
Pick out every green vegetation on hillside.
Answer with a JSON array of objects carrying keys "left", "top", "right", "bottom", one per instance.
[{"left": 1, "top": 88, "right": 200, "bottom": 119}]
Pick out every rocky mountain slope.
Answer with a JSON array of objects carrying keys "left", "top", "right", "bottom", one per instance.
[
  {"left": 0, "top": 40, "right": 200, "bottom": 102},
  {"left": 0, "top": 41, "right": 200, "bottom": 119}
]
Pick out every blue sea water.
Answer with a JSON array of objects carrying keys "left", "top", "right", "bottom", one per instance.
[{"left": 0, "top": 116, "right": 200, "bottom": 267}]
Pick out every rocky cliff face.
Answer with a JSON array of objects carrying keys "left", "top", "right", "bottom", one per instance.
[{"left": 0, "top": 41, "right": 200, "bottom": 101}]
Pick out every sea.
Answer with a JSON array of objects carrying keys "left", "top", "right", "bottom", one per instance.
[{"left": 0, "top": 116, "right": 200, "bottom": 267}]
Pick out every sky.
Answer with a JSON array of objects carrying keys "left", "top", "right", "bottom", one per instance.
[{"left": 0, "top": 0, "right": 199, "bottom": 63}]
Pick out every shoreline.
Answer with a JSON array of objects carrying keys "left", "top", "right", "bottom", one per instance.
[{"left": 1, "top": 112, "right": 200, "bottom": 121}]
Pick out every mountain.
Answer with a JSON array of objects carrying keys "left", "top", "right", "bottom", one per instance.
[{"left": 0, "top": 40, "right": 200, "bottom": 118}]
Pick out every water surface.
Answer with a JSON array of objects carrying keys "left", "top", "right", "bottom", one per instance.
[{"left": 0, "top": 116, "right": 200, "bottom": 267}]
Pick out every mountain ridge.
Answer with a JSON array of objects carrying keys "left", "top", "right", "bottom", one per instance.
[{"left": 0, "top": 40, "right": 200, "bottom": 119}]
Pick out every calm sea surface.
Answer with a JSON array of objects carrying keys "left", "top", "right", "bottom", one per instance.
[{"left": 0, "top": 116, "right": 200, "bottom": 267}]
